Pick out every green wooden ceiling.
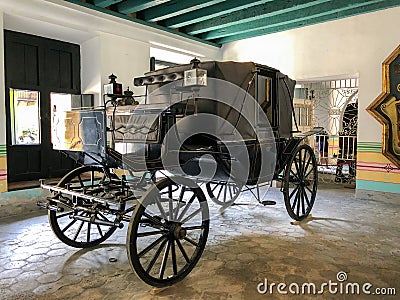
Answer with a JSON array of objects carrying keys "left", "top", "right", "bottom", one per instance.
[{"left": 66, "top": 0, "right": 400, "bottom": 47}]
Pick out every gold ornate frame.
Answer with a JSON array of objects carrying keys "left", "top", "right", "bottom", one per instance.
[{"left": 367, "top": 44, "right": 400, "bottom": 168}]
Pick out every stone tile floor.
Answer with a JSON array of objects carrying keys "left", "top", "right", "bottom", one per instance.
[{"left": 0, "top": 186, "right": 399, "bottom": 299}]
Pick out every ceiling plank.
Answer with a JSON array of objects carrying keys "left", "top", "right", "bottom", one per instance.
[
  {"left": 163, "top": 0, "right": 272, "bottom": 29},
  {"left": 203, "top": 0, "right": 386, "bottom": 40},
  {"left": 93, "top": 0, "right": 124, "bottom": 8},
  {"left": 117, "top": 0, "right": 171, "bottom": 14},
  {"left": 64, "top": 0, "right": 221, "bottom": 47},
  {"left": 216, "top": 0, "right": 400, "bottom": 44},
  {"left": 139, "top": 0, "right": 226, "bottom": 22},
  {"left": 184, "top": 0, "right": 331, "bottom": 35}
]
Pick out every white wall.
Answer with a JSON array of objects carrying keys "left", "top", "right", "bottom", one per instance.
[
  {"left": 99, "top": 32, "right": 150, "bottom": 101},
  {"left": 0, "top": 0, "right": 221, "bottom": 105},
  {"left": 81, "top": 36, "right": 102, "bottom": 105},
  {"left": 222, "top": 6, "right": 400, "bottom": 143}
]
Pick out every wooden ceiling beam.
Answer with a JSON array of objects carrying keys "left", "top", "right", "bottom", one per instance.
[
  {"left": 215, "top": 0, "right": 400, "bottom": 44},
  {"left": 184, "top": 0, "right": 331, "bottom": 35},
  {"left": 138, "top": 0, "right": 225, "bottom": 22},
  {"left": 117, "top": 0, "right": 171, "bottom": 14},
  {"left": 93, "top": 0, "right": 124, "bottom": 8},
  {"left": 163, "top": 0, "right": 272, "bottom": 29}
]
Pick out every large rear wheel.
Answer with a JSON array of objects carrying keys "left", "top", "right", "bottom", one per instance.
[{"left": 283, "top": 144, "right": 318, "bottom": 221}]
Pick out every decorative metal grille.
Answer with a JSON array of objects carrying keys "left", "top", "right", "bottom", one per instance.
[{"left": 295, "top": 78, "right": 359, "bottom": 185}]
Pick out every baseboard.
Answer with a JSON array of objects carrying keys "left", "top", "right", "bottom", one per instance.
[
  {"left": 355, "top": 189, "right": 400, "bottom": 205},
  {"left": 0, "top": 188, "right": 49, "bottom": 219}
]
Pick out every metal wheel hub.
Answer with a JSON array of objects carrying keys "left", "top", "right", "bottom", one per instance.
[{"left": 171, "top": 224, "right": 187, "bottom": 240}]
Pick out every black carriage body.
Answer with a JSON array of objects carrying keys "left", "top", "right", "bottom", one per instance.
[
  {"left": 133, "top": 61, "right": 296, "bottom": 184},
  {"left": 136, "top": 61, "right": 295, "bottom": 139}
]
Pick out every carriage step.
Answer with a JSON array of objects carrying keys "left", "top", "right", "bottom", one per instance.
[{"left": 261, "top": 200, "right": 276, "bottom": 206}]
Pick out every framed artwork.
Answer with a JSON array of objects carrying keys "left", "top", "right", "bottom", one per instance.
[{"left": 367, "top": 45, "right": 400, "bottom": 168}]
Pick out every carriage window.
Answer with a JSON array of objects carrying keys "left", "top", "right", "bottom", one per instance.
[
  {"left": 258, "top": 76, "right": 272, "bottom": 123},
  {"left": 10, "top": 89, "right": 41, "bottom": 145}
]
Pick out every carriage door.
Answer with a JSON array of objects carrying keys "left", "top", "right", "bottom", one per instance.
[
  {"left": 4, "top": 30, "right": 80, "bottom": 182},
  {"left": 294, "top": 79, "right": 359, "bottom": 185}
]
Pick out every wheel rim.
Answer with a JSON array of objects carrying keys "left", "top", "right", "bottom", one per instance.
[
  {"left": 49, "top": 166, "right": 123, "bottom": 248},
  {"left": 284, "top": 145, "right": 317, "bottom": 221},
  {"left": 206, "top": 181, "right": 241, "bottom": 206},
  {"left": 127, "top": 178, "right": 209, "bottom": 287}
]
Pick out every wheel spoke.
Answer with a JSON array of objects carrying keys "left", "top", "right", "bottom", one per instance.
[
  {"left": 96, "top": 224, "right": 104, "bottom": 237},
  {"left": 73, "top": 221, "right": 84, "bottom": 241},
  {"left": 168, "top": 195, "right": 173, "bottom": 222},
  {"left": 171, "top": 240, "right": 178, "bottom": 276},
  {"left": 176, "top": 239, "right": 190, "bottom": 263},
  {"left": 223, "top": 185, "right": 227, "bottom": 203},
  {"left": 56, "top": 211, "right": 73, "bottom": 219},
  {"left": 303, "top": 186, "right": 311, "bottom": 207},
  {"left": 298, "top": 150, "right": 303, "bottom": 176},
  {"left": 177, "top": 193, "right": 196, "bottom": 222},
  {"left": 174, "top": 187, "right": 186, "bottom": 220},
  {"left": 304, "top": 166, "right": 314, "bottom": 180},
  {"left": 228, "top": 185, "right": 233, "bottom": 200},
  {"left": 97, "top": 212, "right": 112, "bottom": 223},
  {"left": 290, "top": 169, "right": 301, "bottom": 183},
  {"left": 62, "top": 219, "right": 77, "bottom": 233},
  {"left": 294, "top": 156, "right": 301, "bottom": 178},
  {"left": 146, "top": 239, "right": 168, "bottom": 273},
  {"left": 289, "top": 185, "right": 300, "bottom": 200},
  {"left": 137, "top": 230, "right": 166, "bottom": 237},
  {"left": 184, "top": 237, "right": 199, "bottom": 247},
  {"left": 87, "top": 222, "right": 91, "bottom": 243},
  {"left": 155, "top": 194, "right": 167, "bottom": 220},
  {"left": 159, "top": 240, "right": 171, "bottom": 279},
  {"left": 216, "top": 184, "right": 224, "bottom": 200},
  {"left": 305, "top": 185, "right": 314, "bottom": 195},
  {"left": 300, "top": 188, "right": 305, "bottom": 216},
  {"left": 142, "top": 212, "right": 164, "bottom": 227},
  {"left": 184, "top": 225, "right": 204, "bottom": 231},
  {"left": 138, "top": 234, "right": 167, "bottom": 258},
  {"left": 303, "top": 155, "right": 312, "bottom": 176},
  {"left": 180, "top": 208, "right": 202, "bottom": 224},
  {"left": 296, "top": 192, "right": 301, "bottom": 217},
  {"left": 211, "top": 183, "right": 219, "bottom": 192},
  {"left": 291, "top": 190, "right": 299, "bottom": 210}
]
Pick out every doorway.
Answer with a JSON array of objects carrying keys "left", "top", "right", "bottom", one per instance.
[
  {"left": 294, "top": 78, "right": 359, "bottom": 186},
  {"left": 4, "top": 30, "right": 80, "bottom": 182}
]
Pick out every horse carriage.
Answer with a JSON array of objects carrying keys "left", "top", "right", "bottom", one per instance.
[{"left": 38, "top": 59, "right": 321, "bottom": 287}]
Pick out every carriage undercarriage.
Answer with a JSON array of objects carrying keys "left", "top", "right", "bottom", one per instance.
[{"left": 38, "top": 60, "right": 322, "bottom": 287}]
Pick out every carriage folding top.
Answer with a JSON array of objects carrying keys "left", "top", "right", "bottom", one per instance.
[
  {"left": 40, "top": 59, "right": 321, "bottom": 288},
  {"left": 135, "top": 60, "right": 296, "bottom": 139}
]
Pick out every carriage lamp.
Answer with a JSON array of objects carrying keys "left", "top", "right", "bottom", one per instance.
[
  {"left": 184, "top": 58, "right": 207, "bottom": 87},
  {"left": 119, "top": 87, "right": 138, "bottom": 106},
  {"left": 104, "top": 73, "right": 123, "bottom": 95}
]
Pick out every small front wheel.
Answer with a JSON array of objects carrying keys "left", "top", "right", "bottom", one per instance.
[
  {"left": 48, "top": 166, "right": 123, "bottom": 248},
  {"left": 206, "top": 181, "right": 241, "bottom": 206},
  {"left": 127, "top": 177, "right": 209, "bottom": 287}
]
